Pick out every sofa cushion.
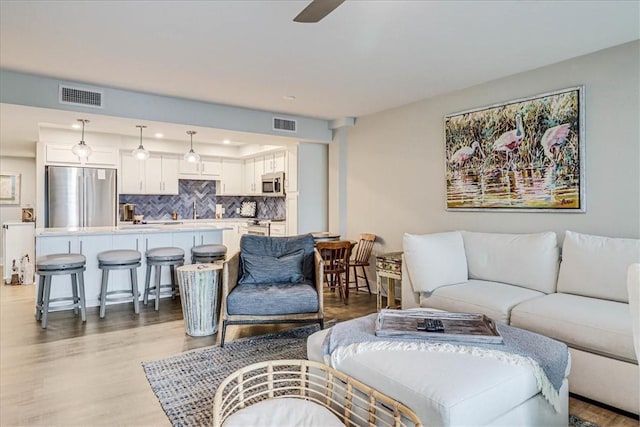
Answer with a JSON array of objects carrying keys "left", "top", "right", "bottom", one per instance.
[
  {"left": 227, "top": 280, "right": 319, "bottom": 316},
  {"left": 239, "top": 234, "right": 316, "bottom": 282},
  {"left": 403, "top": 231, "right": 468, "bottom": 293},
  {"left": 511, "top": 292, "right": 636, "bottom": 363},
  {"left": 239, "top": 249, "right": 304, "bottom": 285},
  {"left": 461, "top": 231, "right": 559, "bottom": 294},
  {"left": 419, "top": 279, "right": 544, "bottom": 324},
  {"left": 557, "top": 231, "right": 640, "bottom": 303}
]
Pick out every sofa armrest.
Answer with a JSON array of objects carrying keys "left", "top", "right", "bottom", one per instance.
[
  {"left": 401, "top": 254, "right": 420, "bottom": 309},
  {"left": 314, "top": 249, "right": 324, "bottom": 315},
  {"left": 220, "top": 251, "right": 240, "bottom": 319}
]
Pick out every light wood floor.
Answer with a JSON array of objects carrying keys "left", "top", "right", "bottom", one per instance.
[{"left": 0, "top": 282, "right": 637, "bottom": 426}]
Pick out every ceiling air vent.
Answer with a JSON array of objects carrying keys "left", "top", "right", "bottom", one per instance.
[
  {"left": 273, "top": 117, "right": 297, "bottom": 133},
  {"left": 59, "top": 85, "right": 104, "bottom": 108}
]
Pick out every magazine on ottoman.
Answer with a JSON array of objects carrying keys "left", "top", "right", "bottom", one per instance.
[{"left": 375, "top": 309, "right": 503, "bottom": 344}]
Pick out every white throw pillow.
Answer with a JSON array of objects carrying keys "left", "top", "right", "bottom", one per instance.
[
  {"left": 461, "top": 231, "right": 559, "bottom": 294},
  {"left": 403, "top": 231, "right": 468, "bottom": 293},
  {"left": 557, "top": 231, "right": 640, "bottom": 303}
]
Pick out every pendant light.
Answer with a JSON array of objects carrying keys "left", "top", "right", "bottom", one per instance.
[
  {"left": 184, "top": 131, "right": 200, "bottom": 163},
  {"left": 71, "top": 119, "right": 92, "bottom": 158},
  {"left": 132, "top": 125, "right": 150, "bottom": 160}
]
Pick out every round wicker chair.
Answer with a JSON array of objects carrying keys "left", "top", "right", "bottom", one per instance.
[{"left": 212, "top": 359, "right": 422, "bottom": 427}]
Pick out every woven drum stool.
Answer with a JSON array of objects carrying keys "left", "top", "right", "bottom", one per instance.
[
  {"left": 97, "top": 249, "right": 142, "bottom": 318},
  {"left": 143, "top": 247, "right": 184, "bottom": 311},
  {"left": 35, "top": 253, "right": 87, "bottom": 329},
  {"left": 191, "top": 244, "right": 227, "bottom": 264}
]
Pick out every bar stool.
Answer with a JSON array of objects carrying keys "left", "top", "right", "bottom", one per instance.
[
  {"left": 35, "top": 253, "right": 87, "bottom": 329},
  {"left": 143, "top": 247, "right": 185, "bottom": 311},
  {"left": 97, "top": 249, "right": 142, "bottom": 318},
  {"left": 191, "top": 244, "right": 227, "bottom": 264}
]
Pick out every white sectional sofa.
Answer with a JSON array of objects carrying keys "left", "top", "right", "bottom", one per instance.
[{"left": 401, "top": 230, "right": 640, "bottom": 414}]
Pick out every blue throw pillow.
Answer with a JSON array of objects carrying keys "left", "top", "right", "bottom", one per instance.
[{"left": 239, "top": 249, "right": 305, "bottom": 285}]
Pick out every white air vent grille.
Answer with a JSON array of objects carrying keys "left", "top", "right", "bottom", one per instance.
[
  {"left": 273, "top": 117, "right": 297, "bottom": 133},
  {"left": 59, "top": 85, "right": 104, "bottom": 108}
]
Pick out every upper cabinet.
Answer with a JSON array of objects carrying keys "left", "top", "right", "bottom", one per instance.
[
  {"left": 120, "top": 153, "right": 179, "bottom": 195},
  {"left": 45, "top": 143, "right": 117, "bottom": 167},
  {"left": 179, "top": 157, "right": 221, "bottom": 179},
  {"left": 243, "top": 157, "right": 262, "bottom": 195},
  {"left": 218, "top": 159, "right": 243, "bottom": 195},
  {"left": 264, "top": 151, "right": 286, "bottom": 174}
]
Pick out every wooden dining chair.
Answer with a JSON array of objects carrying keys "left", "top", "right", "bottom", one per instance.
[
  {"left": 349, "top": 233, "right": 376, "bottom": 294},
  {"left": 316, "top": 240, "right": 353, "bottom": 303}
]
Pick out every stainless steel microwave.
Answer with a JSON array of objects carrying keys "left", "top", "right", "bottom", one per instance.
[{"left": 261, "top": 172, "right": 285, "bottom": 196}]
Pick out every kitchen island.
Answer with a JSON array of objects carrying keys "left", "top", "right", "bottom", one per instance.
[{"left": 35, "top": 222, "right": 232, "bottom": 310}]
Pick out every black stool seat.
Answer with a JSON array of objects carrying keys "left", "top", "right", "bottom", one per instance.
[{"left": 98, "top": 249, "right": 141, "bottom": 265}]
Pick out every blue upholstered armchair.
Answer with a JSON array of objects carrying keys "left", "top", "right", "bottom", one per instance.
[{"left": 219, "top": 234, "right": 324, "bottom": 347}]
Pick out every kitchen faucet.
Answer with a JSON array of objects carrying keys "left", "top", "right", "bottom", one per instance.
[{"left": 193, "top": 200, "right": 198, "bottom": 220}]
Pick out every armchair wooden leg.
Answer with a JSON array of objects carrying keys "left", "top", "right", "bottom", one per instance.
[{"left": 220, "top": 321, "right": 228, "bottom": 348}]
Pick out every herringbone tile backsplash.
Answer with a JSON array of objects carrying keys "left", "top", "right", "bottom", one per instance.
[{"left": 119, "top": 180, "right": 286, "bottom": 220}]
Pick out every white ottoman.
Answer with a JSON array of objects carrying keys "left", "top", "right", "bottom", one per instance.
[{"left": 308, "top": 328, "right": 570, "bottom": 427}]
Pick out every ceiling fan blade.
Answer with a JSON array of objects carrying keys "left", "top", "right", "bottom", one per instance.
[{"left": 293, "top": 0, "right": 346, "bottom": 23}]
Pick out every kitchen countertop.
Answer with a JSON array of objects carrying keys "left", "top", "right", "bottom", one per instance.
[{"left": 36, "top": 222, "right": 232, "bottom": 237}]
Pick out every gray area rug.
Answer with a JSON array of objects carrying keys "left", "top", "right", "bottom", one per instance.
[
  {"left": 144, "top": 322, "right": 600, "bottom": 427},
  {"left": 143, "top": 323, "right": 324, "bottom": 426}
]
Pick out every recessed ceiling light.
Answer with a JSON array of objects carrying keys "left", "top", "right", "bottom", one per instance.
[
  {"left": 223, "top": 139, "right": 231, "bottom": 144},
  {"left": 154, "top": 133, "right": 163, "bottom": 138},
  {"left": 71, "top": 123, "right": 81, "bottom": 129},
  {"left": 282, "top": 95, "right": 296, "bottom": 101}
]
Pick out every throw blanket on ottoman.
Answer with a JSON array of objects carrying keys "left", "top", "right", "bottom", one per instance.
[{"left": 322, "top": 313, "right": 569, "bottom": 412}]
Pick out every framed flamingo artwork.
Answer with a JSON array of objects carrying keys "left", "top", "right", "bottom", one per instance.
[{"left": 444, "top": 86, "right": 585, "bottom": 212}]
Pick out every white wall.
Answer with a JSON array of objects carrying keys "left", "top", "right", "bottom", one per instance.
[
  {"left": 0, "top": 156, "right": 37, "bottom": 263},
  {"left": 340, "top": 41, "right": 640, "bottom": 254}
]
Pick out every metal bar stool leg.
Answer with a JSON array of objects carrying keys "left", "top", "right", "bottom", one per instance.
[
  {"left": 35, "top": 274, "right": 45, "bottom": 321},
  {"left": 131, "top": 267, "right": 140, "bottom": 314},
  {"left": 77, "top": 271, "right": 87, "bottom": 322},
  {"left": 99, "top": 269, "right": 109, "bottom": 318},
  {"left": 41, "top": 276, "right": 52, "bottom": 329},
  {"left": 154, "top": 264, "right": 162, "bottom": 311},
  {"left": 170, "top": 264, "right": 177, "bottom": 300},
  {"left": 144, "top": 264, "right": 152, "bottom": 305},
  {"left": 71, "top": 273, "right": 79, "bottom": 315}
]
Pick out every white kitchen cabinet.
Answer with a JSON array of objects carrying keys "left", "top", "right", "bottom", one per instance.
[
  {"left": 121, "top": 154, "right": 178, "bottom": 195},
  {"left": 179, "top": 157, "right": 221, "bottom": 179},
  {"left": 219, "top": 159, "right": 243, "bottom": 195},
  {"left": 223, "top": 221, "right": 250, "bottom": 255},
  {"left": 2, "top": 222, "right": 35, "bottom": 284},
  {"left": 45, "top": 143, "right": 117, "bottom": 167},
  {"left": 243, "top": 157, "right": 263, "bottom": 195},
  {"left": 145, "top": 156, "right": 179, "bottom": 195},
  {"left": 264, "top": 151, "right": 286, "bottom": 173},
  {"left": 269, "top": 222, "right": 287, "bottom": 237}
]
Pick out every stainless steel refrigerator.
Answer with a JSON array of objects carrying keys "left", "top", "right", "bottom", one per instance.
[{"left": 46, "top": 166, "right": 117, "bottom": 228}]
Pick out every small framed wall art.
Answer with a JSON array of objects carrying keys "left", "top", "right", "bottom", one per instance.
[
  {"left": 444, "top": 86, "right": 585, "bottom": 212},
  {"left": 0, "top": 172, "right": 21, "bottom": 205}
]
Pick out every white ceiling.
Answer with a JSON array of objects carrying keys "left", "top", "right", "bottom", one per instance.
[{"left": 0, "top": 1, "right": 638, "bottom": 152}]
